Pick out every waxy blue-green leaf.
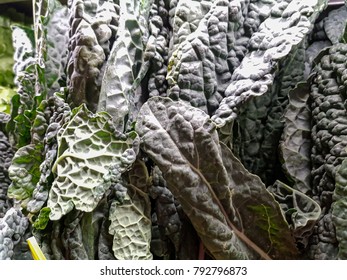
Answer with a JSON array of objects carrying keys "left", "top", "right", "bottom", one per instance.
[
  {"left": 136, "top": 96, "right": 298, "bottom": 259},
  {"left": 279, "top": 82, "right": 312, "bottom": 194},
  {"left": 269, "top": 180, "right": 321, "bottom": 248},
  {"left": 0, "top": 208, "right": 29, "bottom": 260}
]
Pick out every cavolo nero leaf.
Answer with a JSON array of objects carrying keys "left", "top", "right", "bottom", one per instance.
[
  {"left": 97, "top": 0, "right": 152, "bottom": 130},
  {"left": 323, "top": 5, "right": 347, "bottom": 45},
  {"left": 332, "top": 154, "right": 347, "bottom": 259},
  {"left": 279, "top": 82, "right": 312, "bottom": 194},
  {"left": 212, "top": 0, "right": 327, "bottom": 126},
  {"left": 47, "top": 104, "right": 138, "bottom": 220},
  {"left": 268, "top": 180, "right": 321, "bottom": 248},
  {"left": 219, "top": 142, "right": 299, "bottom": 259},
  {"left": 136, "top": 96, "right": 298, "bottom": 259}
]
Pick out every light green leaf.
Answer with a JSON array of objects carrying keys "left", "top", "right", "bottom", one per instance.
[
  {"left": 0, "top": 86, "right": 16, "bottom": 114},
  {"left": 8, "top": 144, "right": 44, "bottom": 204},
  {"left": 109, "top": 184, "right": 152, "bottom": 260},
  {"left": 33, "top": 207, "right": 51, "bottom": 230},
  {"left": 47, "top": 105, "right": 138, "bottom": 220}
]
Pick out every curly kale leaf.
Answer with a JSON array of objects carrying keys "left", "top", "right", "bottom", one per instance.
[
  {"left": 136, "top": 96, "right": 298, "bottom": 259},
  {"left": 47, "top": 104, "right": 138, "bottom": 220}
]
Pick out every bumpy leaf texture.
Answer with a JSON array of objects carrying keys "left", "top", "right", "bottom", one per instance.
[
  {"left": 212, "top": 0, "right": 327, "bottom": 126},
  {"left": 47, "top": 105, "right": 138, "bottom": 220},
  {"left": 307, "top": 44, "right": 347, "bottom": 259},
  {"left": 8, "top": 143, "right": 44, "bottom": 205},
  {"left": 333, "top": 157, "right": 347, "bottom": 259},
  {"left": 279, "top": 82, "right": 312, "bottom": 194},
  {"left": 232, "top": 41, "right": 307, "bottom": 184},
  {"left": 67, "top": 0, "right": 120, "bottom": 112},
  {"left": 150, "top": 166, "right": 183, "bottom": 257},
  {"left": 0, "top": 131, "right": 14, "bottom": 218},
  {"left": 167, "top": 0, "right": 238, "bottom": 115},
  {"left": 136, "top": 96, "right": 298, "bottom": 259},
  {"left": 147, "top": 0, "right": 170, "bottom": 98},
  {"left": 44, "top": 0, "right": 70, "bottom": 96},
  {"left": 27, "top": 94, "right": 72, "bottom": 216},
  {"left": 0, "top": 208, "right": 29, "bottom": 260},
  {"left": 108, "top": 184, "right": 152, "bottom": 260},
  {"left": 97, "top": 0, "right": 151, "bottom": 131}
]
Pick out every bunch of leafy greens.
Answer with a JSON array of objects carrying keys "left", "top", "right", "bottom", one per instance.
[{"left": 3, "top": 0, "right": 347, "bottom": 260}]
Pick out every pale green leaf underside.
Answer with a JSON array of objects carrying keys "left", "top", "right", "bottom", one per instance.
[
  {"left": 48, "top": 105, "right": 137, "bottom": 220},
  {"left": 109, "top": 185, "right": 152, "bottom": 260}
]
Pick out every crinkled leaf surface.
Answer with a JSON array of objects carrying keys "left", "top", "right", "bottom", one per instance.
[
  {"left": 67, "top": 0, "right": 120, "bottom": 112},
  {"left": 167, "top": 0, "right": 239, "bottom": 115},
  {"left": 97, "top": 0, "right": 152, "bottom": 130},
  {"left": 279, "top": 82, "right": 312, "bottom": 194},
  {"left": 269, "top": 180, "right": 321, "bottom": 248},
  {"left": 333, "top": 156, "right": 347, "bottom": 259},
  {"left": 212, "top": 0, "right": 327, "bottom": 126},
  {"left": 8, "top": 144, "right": 44, "bottom": 203},
  {"left": 47, "top": 105, "right": 138, "bottom": 220},
  {"left": 0, "top": 208, "right": 29, "bottom": 260},
  {"left": 109, "top": 184, "right": 152, "bottom": 260},
  {"left": 136, "top": 96, "right": 298, "bottom": 259},
  {"left": 44, "top": 0, "right": 69, "bottom": 95}
]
